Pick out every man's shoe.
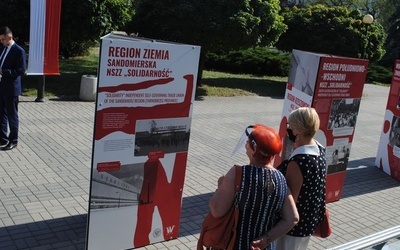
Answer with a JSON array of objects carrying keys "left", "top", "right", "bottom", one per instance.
[
  {"left": 0, "top": 140, "right": 8, "bottom": 147},
  {"left": 3, "top": 142, "right": 17, "bottom": 150}
]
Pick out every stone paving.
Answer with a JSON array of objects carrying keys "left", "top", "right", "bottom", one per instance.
[{"left": 0, "top": 83, "right": 399, "bottom": 249}]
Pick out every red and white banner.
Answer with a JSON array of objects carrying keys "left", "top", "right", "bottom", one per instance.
[
  {"left": 275, "top": 50, "right": 368, "bottom": 203},
  {"left": 375, "top": 60, "right": 400, "bottom": 181},
  {"left": 85, "top": 34, "right": 201, "bottom": 250},
  {"left": 28, "top": 0, "right": 62, "bottom": 75}
]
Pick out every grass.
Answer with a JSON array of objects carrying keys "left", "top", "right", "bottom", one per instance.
[
  {"left": 22, "top": 47, "right": 287, "bottom": 99},
  {"left": 22, "top": 47, "right": 99, "bottom": 98},
  {"left": 27, "top": 47, "right": 391, "bottom": 99},
  {"left": 199, "top": 71, "right": 287, "bottom": 98}
]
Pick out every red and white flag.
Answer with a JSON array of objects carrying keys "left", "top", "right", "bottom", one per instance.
[{"left": 28, "top": 0, "right": 62, "bottom": 75}]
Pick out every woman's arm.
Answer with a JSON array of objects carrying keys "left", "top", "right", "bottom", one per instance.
[
  {"left": 208, "top": 166, "right": 237, "bottom": 218},
  {"left": 251, "top": 189, "right": 299, "bottom": 249},
  {"left": 285, "top": 160, "right": 303, "bottom": 202}
]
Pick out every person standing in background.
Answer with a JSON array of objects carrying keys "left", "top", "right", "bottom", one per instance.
[
  {"left": 277, "top": 107, "right": 327, "bottom": 250},
  {"left": 0, "top": 26, "right": 26, "bottom": 150}
]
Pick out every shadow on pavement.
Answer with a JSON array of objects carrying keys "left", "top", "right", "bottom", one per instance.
[
  {"left": 0, "top": 215, "right": 87, "bottom": 250},
  {"left": 341, "top": 158, "right": 399, "bottom": 199}
]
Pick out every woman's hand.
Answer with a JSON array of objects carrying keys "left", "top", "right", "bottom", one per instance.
[
  {"left": 250, "top": 234, "right": 269, "bottom": 250},
  {"left": 217, "top": 175, "right": 225, "bottom": 187}
]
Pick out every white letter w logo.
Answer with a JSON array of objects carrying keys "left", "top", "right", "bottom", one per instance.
[{"left": 166, "top": 225, "right": 175, "bottom": 234}]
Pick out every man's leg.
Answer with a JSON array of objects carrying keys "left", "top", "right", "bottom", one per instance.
[
  {"left": 0, "top": 93, "right": 9, "bottom": 143},
  {"left": 5, "top": 95, "right": 18, "bottom": 144}
]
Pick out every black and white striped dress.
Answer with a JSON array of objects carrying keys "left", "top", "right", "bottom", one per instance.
[{"left": 234, "top": 165, "right": 288, "bottom": 250}]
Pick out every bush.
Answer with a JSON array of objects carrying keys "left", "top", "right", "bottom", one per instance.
[
  {"left": 205, "top": 47, "right": 291, "bottom": 77},
  {"left": 366, "top": 63, "right": 393, "bottom": 84}
]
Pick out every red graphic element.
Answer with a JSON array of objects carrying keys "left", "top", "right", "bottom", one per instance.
[
  {"left": 94, "top": 75, "right": 194, "bottom": 140},
  {"left": 325, "top": 172, "right": 346, "bottom": 203},
  {"left": 98, "top": 77, "right": 174, "bottom": 93},
  {"left": 383, "top": 120, "right": 390, "bottom": 133},
  {"left": 139, "top": 151, "right": 165, "bottom": 204},
  {"left": 134, "top": 152, "right": 187, "bottom": 247},
  {"left": 97, "top": 161, "right": 121, "bottom": 172}
]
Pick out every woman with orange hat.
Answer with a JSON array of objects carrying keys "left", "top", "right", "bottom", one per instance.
[{"left": 208, "top": 124, "right": 299, "bottom": 250}]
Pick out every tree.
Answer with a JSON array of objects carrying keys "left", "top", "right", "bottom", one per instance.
[
  {"left": 276, "top": 5, "right": 386, "bottom": 61},
  {"left": 0, "top": 0, "right": 134, "bottom": 58},
  {"left": 60, "top": 0, "right": 134, "bottom": 58},
  {"left": 379, "top": 4, "right": 400, "bottom": 67},
  {"left": 287, "top": 0, "right": 396, "bottom": 33},
  {"left": 0, "top": 1, "right": 30, "bottom": 44},
  {"left": 129, "top": 0, "right": 286, "bottom": 53},
  {"left": 371, "top": 0, "right": 397, "bottom": 31},
  {"left": 304, "top": 0, "right": 364, "bottom": 9}
]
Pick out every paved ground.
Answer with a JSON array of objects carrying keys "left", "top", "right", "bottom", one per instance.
[{"left": 0, "top": 83, "right": 399, "bottom": 250}]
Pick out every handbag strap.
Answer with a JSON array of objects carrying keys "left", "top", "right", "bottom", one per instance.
[
  {"left": 226, "top": 165, "right": 242, "bottom": 250},
  {"left": 233, "top": 165, "right": 242, "bottom": 208},
  {"left": 234, "top": 164, "right": 242, "bottom": 192}
]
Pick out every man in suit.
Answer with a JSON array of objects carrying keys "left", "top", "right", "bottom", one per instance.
[{"left": 0, "top": 26, "right": 26, "bottom": 150}]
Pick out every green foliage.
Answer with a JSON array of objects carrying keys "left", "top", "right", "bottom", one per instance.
[
  {"left": 307, "top": 0, "right": 364, "bottom": 9},
  {"left": 276, "top": 5, "right": 386, "bottom": 62},
  {"left": 91, "top": 0, "right": 134, "bottom": 35},
  {"left": 0, "top": 0, "right": 134, "bottom": 58},
  {"left": 379, "top": 4, "right": 400, "bottom": 67},
  {"left": 130, "top": 0, "right": 286, "bottom": 53},
  {"left": 60, "top": 0, "right": 134, "bottom": 58},
  {"left": 205, "top": 47, "right": 290, "bottom": 76},
  {"left": 366, "top": 63, "right": 393, "bottom": 84},
  {"left": 0, "top": 1, "right": 30, "bottom": 43},
  {"left": 371, "top": 0, "right": 398, "bottom": 31}
]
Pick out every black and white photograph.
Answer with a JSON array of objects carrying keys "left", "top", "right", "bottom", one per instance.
[
  {"left": 389, "top": 115, "right": 400, "bottom": 147},
  {"left": 90, "top": 163, "right": 143, "bottom": 210},
  {"left": 328, "top": 98, "right": 361, "bottom": 130},
  {"left": 326, "top": 142, "right": 351, "bottom": 174},
  {"left": 134, "top": 117, "right": 191, "bottom": 156}
]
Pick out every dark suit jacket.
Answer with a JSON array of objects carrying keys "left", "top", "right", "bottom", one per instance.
[{"left": 0, "top": 43, "right": 27, "bottom": 96}]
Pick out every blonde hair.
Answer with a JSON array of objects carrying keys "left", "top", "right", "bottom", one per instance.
[{"left": 288, "top": 107, "right": 320, "bottom": 137}]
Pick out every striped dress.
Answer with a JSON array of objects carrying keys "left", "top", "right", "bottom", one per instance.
[{"left": 234, "top": 165, "right": 288, "bottom": 250}]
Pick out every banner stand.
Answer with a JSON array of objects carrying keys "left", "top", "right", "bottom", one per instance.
[
  {"left": 85, "top": 33, "right": 201, "bottom": 250},
  {"left": 275, "top": 49, "right": 369, "bottom": 203},
  {"left": 375, "top": 60, "right": 400, "bottom": 182}
]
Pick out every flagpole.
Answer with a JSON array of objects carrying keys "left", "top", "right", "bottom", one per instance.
[
  {"left": 28, "top": 0, "right": 61, "bottom": 102},
  {"left": 35, "top": 75, "right": 45, "bottom": 102}
]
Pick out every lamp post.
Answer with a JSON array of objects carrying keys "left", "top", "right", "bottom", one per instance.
[{"left": 362, "top": 14, "right": 374, "bottom": 59}]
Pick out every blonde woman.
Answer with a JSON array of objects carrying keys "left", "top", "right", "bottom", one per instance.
[{"left": 277, "top": 107, "right": 327, "bottom": 250}]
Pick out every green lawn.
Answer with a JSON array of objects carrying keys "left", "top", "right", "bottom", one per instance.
[
  {"left": 199, "top": 71, "right": 287, "bottom": 97},
  {"left": 22, "top": 46, "right": 391, "bottom": 100},
  {"left": 20, "top": 47, "right": 289, "bottom": 99},
  {"left": 22, "top": 47, "right": 99, "bottom": 98}
]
